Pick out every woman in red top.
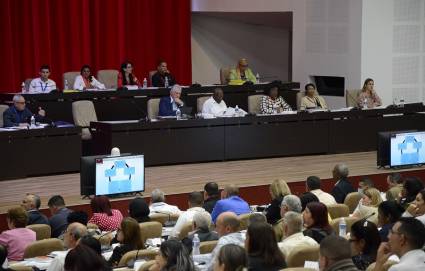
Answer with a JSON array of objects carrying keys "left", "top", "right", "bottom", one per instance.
[
  {"left": 117, "top": 61, "right": 141, "bottom": 88},
  {"left": 88, "top": 196, "right": 123, "bottom": 231}
]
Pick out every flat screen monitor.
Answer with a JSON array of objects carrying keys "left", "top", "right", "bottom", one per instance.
[
  {"left": 390, "top": 131, "right": 425, "bottom": 167},
  {"left": 313, "top": 76, "right": 345, "bottom": 97},
  {"left": 81, "top": 155, "right": 107, "bottom": 196},
  {"left": 95, "top": 154, "right": 145, "bottom": 196}
]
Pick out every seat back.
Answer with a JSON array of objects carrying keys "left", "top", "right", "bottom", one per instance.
[
  {"left": 97, "top": 69, "right": 119, "bottom": 89},
  {"left": 238, "top": 213, "right": 252, "bottom": 231},
  {"left": 330, "top": 216, "right": 361, "bottom": 236},
  {"left": 366, "top": 260, "right": 398, "bottom": 271},
  {"left": 327, "top": 204, "right": 350, "bottom": 219},
  {"left": 344, "top": 192, "right": 362, "bottom": 213},
  {"left": 177, "top": 222, "right": 193, "bottom": 240},
  {"left": 63, "top": 71, "right": 79, "bottom": 90},
  {"left": 199, "top": 240, "right": 218, "bottom": 254},
  {"left": 138, "top": 260, "right": 157, "bottom": 271},
  {"left": 296, "top": 91, "right": 305, "bottom": 110},
  {"left": 286, "top": 245, "right": 319, "bottom": 267},
  {"left": 149, "top": 213, "right": 169, "bottom": 225},
  {"left": 24, "top": 78, "right": 33, "bottom": 92},
  {"left": 220, "top": 68, "right": 231, "bottom": 85},
  {"left": 147, "top": 98, "right": 160, "bottom": 120},
  {"left": 346, "top": 89, "right": 361, "bottom": 107},
  {"left": 0, "top": 104, "right": 9, "bottom": 127},
  {"left": 72, "top": 100, "right": 98, "bottom": 140},
  {"left": 197, "top": 96, "right": 210, "bottom": 113},
  {"left": 26, "top": 224, "right": 51, "bottom": 240},
  {"left": 248, "top": 95, "right": 263, "bottom": 114},
  {"left": 24, "top": 238, "right": 64, "bottom": 258},
  {"left": 149, "top": 70, "right": 157, "bottom": 87},
  {"left": 139, "top": 221, "right": 162, "bottom": 244},
  {"left": 118, "top": 249, "right": 158, "bottom": 267}
]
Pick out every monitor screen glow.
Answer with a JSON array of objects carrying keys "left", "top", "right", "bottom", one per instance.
[{"left": 390, "top": 132, "right": 425, "bottom": 167}]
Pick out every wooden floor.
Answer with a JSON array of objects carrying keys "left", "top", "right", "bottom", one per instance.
[{"left": 0, "top": 151, "right": 414, "bottom": 212}]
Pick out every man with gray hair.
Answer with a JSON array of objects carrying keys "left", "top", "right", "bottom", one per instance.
[
  {"left": 21, "top": 194, "right": 49, "bottom": 225},
  {"left": 183, "top": 211, "right": 218, "bottom": 250},
  {"left": 274, "top": 195, "right": 302, "bottom": 242},
  {"left": 149, "top": 189, "right": 181, "bottom": 215},
  {"left": 158, "top": 84, "right": 185, "bottom": 116},
  {"left": 331, "top": 163, "right": 355, "bottom": 203},
  {"left": 278, "top": 211, "right": 318, "bottom": 260},
  {"left": 3, "top": 94, "right": 45, "bottom": 127}
]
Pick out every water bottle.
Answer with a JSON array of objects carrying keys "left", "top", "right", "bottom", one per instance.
[
  {"left": 30, "top": 115, "right": 36, "bottom": 128},
  {"left": 256, "top": 73, "right": 260, "bottom": 84},
  {"left": 234, "top": 105, "right": 240, "bottom": 117},
  {"left": 64, "top": 79, "right": 69, "bottom": 90},
  {"left": 192, "top": 234, "right": 200, "bottom": 256},
  {"left": 363, "top": 98, "right": 368, "bottom": 109},
  {"left": 143, "top": 78, "right": 148, "bottom": 88},
  {"left": 21, "top": 82, "right": 26, "bottom": 93},
  {"left": 399, "top": 98, "right": 405, "bottom": 108},
  {"left": 164, "top": 77, "right": 169, "bottom": 88},
  {"left": 339, "top": 218, "right": 347, "bottom": 237},
  {"left": 176, "top": 108, "right": 181, "bottom": 120}
]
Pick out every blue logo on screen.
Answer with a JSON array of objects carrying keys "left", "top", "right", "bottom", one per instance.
[
  {"left": 398, "top": 136, "right": 423, "bottom": 165},
  {"left": 104, "top": 160, "right": 135, "bottom": 194}
]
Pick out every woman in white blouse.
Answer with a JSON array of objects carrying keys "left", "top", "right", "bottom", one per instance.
[
  {"left": 73, "top": 65, "right": 106, "bottom": 91},
  {"left": 299, "top": 83, "right": 328, "bottom": 110},
  {"left": 260, "top": 85, "right": 292, "bottom": 114}
]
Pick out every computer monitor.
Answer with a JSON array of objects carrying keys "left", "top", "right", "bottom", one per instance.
[
  {"left": 81, "top": 155, "right": 107, "bottom": 196},
  {"left": 390, "top": 131, "right": 425, "bottom": 167},
  {"left": 94, "top": 154, "right": 145, "bottom": 196}
]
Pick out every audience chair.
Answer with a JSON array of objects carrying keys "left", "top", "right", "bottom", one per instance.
[
  {"left": 238, "top": 213, "right": 252, "bottom": 231},
  {"left": 63, "top": 71, "right": 79, "bottom": 90},
  {"left": 366, "top": 260, "right": 398, "bottom": 271},
  {"left": 296, "top": 91, "right": 305, "bottom": 110},
  {"left": 148, "top": 70, "right": 156, "bottom": 87},
  {"left": 0, "top": 104, "right": 9, "bottom": 127},
  {"left": 149, "top": 213, "right": 169, "bottom": 225},
  {"left": 23, "top": 238, "right": 64, "bottom": 258},
  {"left": 24, "top": 78, "right": 33, "bottom": 92},
  {"left": 199, "top": 240, "right": 218, "bottom": 254},
  {"left": 97, "top": 69, "right": 118, "bottom": 89},
  {"left": 247, "top": 95, "right": 264, "bottom": 114},
  {"left": 118, "top": 249, "right": 158, "bottom": 267},
  {"left": 327, "top": 204, "right": 350, "bottom": 219},
  {"left": 344, "top": 192, "right": 362, "bottom": 213},
  {"left": 139, "top": 221, "right": 162, "bottom": 244},
  {"left": 138, "top": 260, "right": 157, "bottom": 271},
  {"left": 6, "top": 266, "right": 33, "bottom": 271},
  {"left": 330, "top": 216, "right": 361, "bottom": 236},
  {"left": 219, "top": 68, "right": 231, "bottom": 85},
  {"left": 273, "top": 220, "right": 284, "bottom": 242},
  {"left": 147, "top": 98, "right": 160, "bottom": 120},
  {"left": 72, "top": 100, "right": 98, "bottom": 140},
  {"left": 286, "top": 246, "right": 319, "bottom": 267},
  {"left": 169, "top": 213, "right": 180, "bottom": 222},
  {"left": 197, "top": 96, "right": 210, "bottom": 113},
  {"left": 177, "top": 222, "right": 193, "bottom": 240},
  {"left": 26, "top": 224, "right": 51, "bottom": 240},
  {"left": 346, "top": 89, "right": 361, "bottom": 107}
]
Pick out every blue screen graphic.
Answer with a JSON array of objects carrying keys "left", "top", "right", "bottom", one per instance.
[{"left": 390, "top": 132, "right": 425, "bottom": 167}]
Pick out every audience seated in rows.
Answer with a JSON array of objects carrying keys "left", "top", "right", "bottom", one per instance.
[
  {"left": 129, "top": 197, "right": 151, "bottom": 223},
  {"left": 245, "top": 222, "right": 286, "bottom": 271},
  {"left": 21, "top": 194, "right": 49, "bottom": 225},
  {"left": 319, "top": 235, "right": 359, "bottom": 271},
  {"left": 300, "top": 191, "right": 320, "bottom": 211},
  {"left": 303, "top": 202, "right": 334, "bottom": 244},
  {"left": 203, "top": 182, "right": 220, "bottom": 214},
  {"left": 401, "top": 189, "right": 425, "bottom": 225},
  {"left": 350, "top": 220, "right": 381, "bottom": 270},
  {"left": 182, "top": 211, "right": 218, "bottom": 252},
  {"left": 64, "top": 243, "right": 111, "bottom": 271},
  {"left": 399, "top": 177, "right": 424, "bottom": 208},
  {"left": 149, "top": 189, "right": 181, "bottom": 215},
  {"left": 0, "top": 207, "right": 35, "bottom": 260},
  {"left": 377, "top": 201, "right": 404, "bottom": 242},
  {"left": 278, "top": 211, "right": 318, "bottom": 260},
  {"left": 386, "top": 173, "right": 403, "bottom": 202},
  {"left": 352, "top": 188, "right": 382, "bottom": 225},
  {"left": 331, "top": 163, "right": 355, "bottom": 204},
  {"left": 88, "top": 196, "right": 123, "bottom": 231},
  {"left": 211, "top": 185, "right": 250, "bottom": 223},
  {"left": 274, "top": 195, "right": 302, "bottom": 241},
  {"left": 67, "top": 210, "right": 89, "bottom": 226},
  {"left": 265, "top": 179, "right": 291, "bottom": 225},
  {"left": 48, "top": 195, "right": 73, "bottom": 238},
  {"left": 357, "top": 177, "right": 375, "bottom": 195},
  {"left": 150, "top": 239, "right": 195, "bottom": 271},
  {"left": 306, "top": 176, "right": 336, "bottom": 206},
  {"left": 213, "top": 244, "right": 247, "bottom": 271},
  {"left": 248, "top": 213, "right": 267, "bottom": 226}
]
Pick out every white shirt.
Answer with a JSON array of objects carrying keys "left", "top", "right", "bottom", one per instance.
[
  {"left": 389, "top": 249, "right": 425, "bottom": 271},
  {"left": 47, "top": 250, "right": 69, "bottom": 271},
  {"left": 170, "top": 207, "right": 208, "bottom": 238},
  {"left": 202, "top": 97, "right": 227, "bottom": 116},
  {"left": 28, "top": 78, "right": 57, "bottom": 93},
  {"left": 402, "top": 211, "right": 425, "bottom": 226},
  {"left": 310, "top": 189, "right": 337, "bottom": 206},
  {"left": 207, "top": 232, "right": 245, "bottom": 271},
  {"left": 149, "top": 202, "right": 181, "bottom": 216},
  {"left": 278, "top": 232, "right": 318, "bottom": 259},
  {"left": 73, "top": 75, "right": 105, "bottom": 90}
]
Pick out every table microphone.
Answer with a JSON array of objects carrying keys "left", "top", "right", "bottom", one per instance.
[{"left": 130, "top": 100, "right": 149, "bottom": 122}]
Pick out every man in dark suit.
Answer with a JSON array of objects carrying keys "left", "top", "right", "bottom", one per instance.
[
  {"left": 203, "top": 182, "right": 220, "bottom": 214},
  {"left": 330, "top": 163, "right": 355, "bottom": 203},
  {"left": 158, "top": 84, "right": 184, "bottom": 116},
  {"left": 3, "top": 94, "right": 45, "bottom": 127},
  {"left": 151, "top": 60, "right": 176, "bottom": 87},
  {"left": 21, "top": 194, "right": 49, "bottom": 225}
]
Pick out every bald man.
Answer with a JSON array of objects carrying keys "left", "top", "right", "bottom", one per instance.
[
  {"left": 228, "top": 58, "right": 257, "bottom": 84},
  {"left": 211, "top": 185, "right": 250, "bottom": 223},
  {"left": 201, "top": 88, "right": 228, "bottom": 116},
  {"left": 21, "top": 194, "right": 49, "bottom": 225},
  {"left": 3, "top": 94, "right": 45, "bottom": 127}
]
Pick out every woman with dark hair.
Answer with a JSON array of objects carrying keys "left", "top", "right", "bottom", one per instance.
[
  {"left": 73, "top": 64, "right": 105, "bottom": 90},
  {"left": 260, "top": 85, "right": 292, "bottom": 114},
  {"left": 302, "top": 202, "right": 334, "bottom": 243},
  {"left": 402, "top": 189, "right": 425, "bottom": 225},
  {"left": 150, "top": 239, "right": 195, "bottom": 271},
  {"left": 357, "top": 78, "right": 382, "bottom": 108},
  {"left": 64, "top": 244, "right": 111, "bottom": 271},
  {"left": 399, "top": 177, "right": 424, "bottom": 208},
  {"left": 88, "top": 196, "right": 123, "bottom": 231},
  {"left": 299, "top": 83, "right": 328, "bottom": 110},
  {"left": 79, "top": 235, "right": 102, "bottom": 255},
  {"left": 118, "top": 61, "right": 141, "bottom": 88},
  {"left": 300, "top": 192, "right": 319, "bottom": 211},
  {"left": 214, "top": 244, "right": 247, "bottom": 271},
  {"left": 377, "top": 201, "right": 404, "bottom": 241},
  {"left": 350, "top": 220, "right": 381, "bottom": 270},
  {"left": 128, "top": 197, "right": 150, "bottom": 223},
  {"left": 245, "top": 222, "right": 286, "bottom": 271},
  {"left": 108, "top": 217, "right": 144, "bottom": 267}
]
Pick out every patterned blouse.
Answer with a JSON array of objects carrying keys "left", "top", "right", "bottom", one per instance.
[
  {"left": 88, "top": 209, "right": 123, "bottom": 231},
  {"left": 260, "top": 95, "right": 292, "bottom": 114}
]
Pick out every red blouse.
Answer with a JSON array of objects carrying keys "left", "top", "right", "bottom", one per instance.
[
  {"left": 88, "top": 209, "right": 123, "bottom": 231},
  {"left": 117, "top": 73, "right": 141, "bottom": 88}
]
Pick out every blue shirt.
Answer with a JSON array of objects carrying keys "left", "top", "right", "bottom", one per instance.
[{"left": 211, "top": 196, "right": 251, "bottom": 223}]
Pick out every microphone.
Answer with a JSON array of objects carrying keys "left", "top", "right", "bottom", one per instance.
[
  {"left": 129, "top": 100, "right": 149, "bottom": 122},
  {"left": 153, "top": 211, "right": 175, "bottom": 227},
  {"left": 362, "top": 212, "right": 376, "bottom": 225},
  {"left": 98, "top": 231, "right": 113, "bottom": 251}
]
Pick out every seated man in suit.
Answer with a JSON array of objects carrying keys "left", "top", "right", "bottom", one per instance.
[
  {"left": 229, "top": 58, "right": 257, "bottom": 84},
  {"left": 3, "top": 94, "right": 45, "bottom": 127},
  {"left": 28, "top": 64, "right": 57, "bottom": 93},
  {"left": 158, "top": 84, "right": 184, "bottom": 116},
  {"left": 202, "top": 88, "right": 228, "bottom": 117},
  {"left": 151, "top": 60, "right": 176, "bottom": 87},
  {"left": 211, "top": 184, "right": 251, "bottom": 223},
  {"left": 21, "top": 194, "right": 49, "bottom": 225},
  {"left": 330, "top": 163, "right": 355, "bottom": 204}
]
